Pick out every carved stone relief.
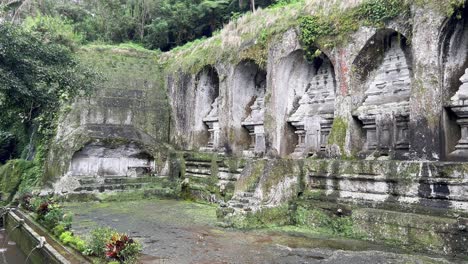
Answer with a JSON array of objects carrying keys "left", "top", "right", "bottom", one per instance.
[
  {"left": 288, "top": 60, "right": 335, "bottom": 155},
  {"left": 202, "top": 97, "right": 220, "bottom": 150},
  {"left": 354, "top": 36, "right": 412, "bottom": 156}
]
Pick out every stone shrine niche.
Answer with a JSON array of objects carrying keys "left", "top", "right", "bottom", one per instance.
[
  {"left": 240, "top": 66, "right": 267, "bottom": 156},
  {"left": 69, "top": 142, "right": 155, "bottom": 177},
  {"left": 353, "top": 33, "right": 412, "bottom": 158},
  {"left": 448, "top": 69, "right": 468, "bottom": 157},
  {"left": 193, "top": 66, "right": 220, "bottom": 150},
  {"left": 287, "top": 58, "right": 335, "bottom": 156},
  {"left": 202, "top": 98, "right": 220, "bottom": 151},
  {"left": 441, "top": 6, "right": 468, "bottom": 160}
]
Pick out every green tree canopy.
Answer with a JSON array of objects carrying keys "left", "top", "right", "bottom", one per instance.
[{"left": 0, "top": 23, "right": 95, "bottom": 162}]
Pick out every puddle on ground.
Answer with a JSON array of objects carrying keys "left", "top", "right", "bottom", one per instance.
[{"left": 65, "top": 199, "right": 454, "bottom": 264}]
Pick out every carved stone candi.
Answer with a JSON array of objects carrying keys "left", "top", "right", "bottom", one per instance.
[
  {"left": 353, "top": 37, "right": 412, "bottom": 157},
  {"left": 448, "top": 68, "right": 468, "bottom": 158},
  {"left": 202, "top": 97, "right": 220, "bottom": 150},
  {"left": 288, "top": 60, "right": 335, "bottom": 155},
  {"left": 241, "top": 96, "right": 266, "bottom": 155}
]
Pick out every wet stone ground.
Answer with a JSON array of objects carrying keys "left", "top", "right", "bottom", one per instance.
[
  {"left": 0, "top": 228, "right": 28, "bottom": 264},
  {"left": 65, "top": 199, "right": 455, "bottom": 264}
]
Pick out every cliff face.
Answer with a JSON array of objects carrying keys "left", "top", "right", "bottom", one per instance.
[
  {"left": 45, "top": 47, "right": 171, "bottom": 189},
  {"left": 166, "top": 2, "right": 468, "bottom": 161},
  {"left": 44, "top": 0, "right": 468, "bottom": 257},
  {"left": 163, "top": 1, "right": 468, "bottom": 256}
]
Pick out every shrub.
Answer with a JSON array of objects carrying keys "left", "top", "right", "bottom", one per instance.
[
  {"left": 84, "top": 227, "right": 142, "bottom": 263},
  {"left": 105, "top": 233, "right": 142, "bottom": 263},
  {"left": 35, "top": 199, "right": 72, "bottom": 231},
  {"left": 52, "top": 224, "right": 66, "bottom": 237},
  {"left": 59, "top": 231, "right": 86, "bottom": 252},
  {"left": 84, "top": 227, "right": 115, "bottom": 257},
  {"left": 18, "top": 191, "right": 33, "bottom": 210}
]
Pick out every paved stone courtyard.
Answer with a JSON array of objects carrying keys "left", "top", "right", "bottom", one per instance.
[{"left": 65, "top": 199, "right": 456, "bottom": 264}]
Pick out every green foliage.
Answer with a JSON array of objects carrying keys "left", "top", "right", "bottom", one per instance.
[
  {"left": 0, "top": 131, "right": 16, "bottom": 164},
  {"left": 59, "top": 231, "right": 86, "bottom": 252},
  {"left": 0, "top": 160, "right": 41, "bottom": 201},
  {"left": 231, "top": 205, "right": 291, "bottom": 228},
  {"left": 327, "top": 117, "right": 348, "bottom": 155},
  {"left": 299, "top": 15, "right": 334, "bottom": 58},
  {"left": 35, "top": 200, "right": 72, "bottom": 231},
  {"left": 24, "top": 14, "right": 84, "bottom": 49},
  {"left": 84, "top": 227, "right": 115, "bottom": 257},
  {"left": 355, "top": 0, "right": 408, "bottom": 26},
  {"left": 270, "top": 0, "right": 303, "bottom": 9},
  {"left": 299, "top": 0, "right": 408, "bottom": 57},
  {"left": 21, "top": 0, "right": 276, "bottom": 51},
  {"left": 0, "top": 23, "right": 96, "bottom": 165},
  {"left": 295, "top": 207, "right": 356, "bottom": 237},
  {"left": 106, "top": 233, "right": 142, "bottom": 263}
]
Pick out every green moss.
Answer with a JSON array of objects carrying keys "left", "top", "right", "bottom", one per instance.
[
  {"left": 235, "top": 160, "right": 265, "bottom": 192},
  {"left": 261, "top": 159, "right": 296, "bottom": 195},
  {"left": 293, "top": 206, "right": 359, "bottom": 238},
  {"left": 327, "top": 117, "right": 348, "bottom": 156},
  {"left": 0, "top": 159, "right": 42, "bottom": 201},
  {"left": 230, "top": 204, "right": 291, "bottom": 229},
  {"left": 413, "top": 0, "right": 465, "bottom": 17}
]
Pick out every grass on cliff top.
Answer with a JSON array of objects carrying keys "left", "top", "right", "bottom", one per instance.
[
  {"left": 80, "top": 41, "right": 159, "bottom": 57},
  {"left": 161, "top": 0, "right": 464, "bottom": 75}
]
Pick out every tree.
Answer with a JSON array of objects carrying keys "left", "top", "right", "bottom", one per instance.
[{"left": 0, "top": 23, "right": 96, "bottom": 160}]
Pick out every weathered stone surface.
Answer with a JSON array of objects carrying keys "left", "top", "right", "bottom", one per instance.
[
  {"left": 288, "top": 59, "right": 335, "bottom": 156},
  {"left": 46, "top": 48, "right": 171, "bottom": 187}
]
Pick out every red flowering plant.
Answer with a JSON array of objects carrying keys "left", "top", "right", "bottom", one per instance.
[
  {"left": 36, "top": 200, "right": 52, "bottom": 219},
  {"left": 105, "top": 232, "right": 142, "bottom": 263}
]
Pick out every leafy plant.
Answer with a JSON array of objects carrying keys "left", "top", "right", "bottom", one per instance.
[
  {"left": 59, "top": 231, "right": 86, "bottom": 252},
  {"left": 84, "top": 227, "right": 116, "bottom": 257},
  {"left": 35, "top": 199, "right": 72, "bottom": 231},
  {"left": 299, "top": 15, "right": 335, "bottom": 59},
  {"left": 355, "top": 0, "right": 407, "bottom": 25},
  {"left": 83, "top": 226, "right": 141, "bottom": 263},
  {"left": 106, "top": 233, "right": 142, "bottom": 263}
]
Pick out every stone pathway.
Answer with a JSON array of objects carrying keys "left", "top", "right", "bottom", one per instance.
[{"left": 64, "top": 199, "right": 459, "bottom": 264}]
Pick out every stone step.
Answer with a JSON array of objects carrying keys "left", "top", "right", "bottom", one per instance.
[
  {"left": 78, "top": 177, "right": 98, "bottom": 185},
  {"left": 186, "top": 168, "right": 211, "bottom": 175},
  {"left": 103, "top": 177, "right": 158, "bottom": 184},
  {"left": 218, "top": 172, "right": 240, "bottom": 181},
  {"left": 218, "top": 167, "right": 243, "bottom": 173},
  {"left": 73, "top": 182, "right": 148, "bottom": 193},
  {"left": 238, "top": 192, "right": 254, "bottom": 198},
  {"left": 185, "top": 161, "right": 212, "bottom": 167},
  {"left": 78, "top": 176, "right": 158, "bottom": 185},
  {"left": 186, "top": 172, "right": 211, "bottom": 178},
  {"left": 230, "top": 203, "right": 244, "bottom": 209}
]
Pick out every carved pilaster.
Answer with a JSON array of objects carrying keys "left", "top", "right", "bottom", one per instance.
[
  {"left": 395, "top": 115, "right": 410, "bottom": 151},
  {"left": 361, "top": 117, "right": 377, "bottom": 151},
  {"left": 202, "top": 97, "right": 220, "bottom": 151},
  {"left": 242, "top": 97, "right": 265, "bottom": 156},
  {"left": 320, "top": 117, "right": 334, "bottom": 152}
]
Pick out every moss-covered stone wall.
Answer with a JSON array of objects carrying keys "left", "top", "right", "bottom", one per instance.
[{"left": 45, "top": 46, "right": 171, "bottom": 185}]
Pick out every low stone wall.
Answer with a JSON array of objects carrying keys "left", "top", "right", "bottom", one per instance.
[
  {"left": 2, "top": 209, "right": 70, "bottom": 264},
  {"left": 215, "top": 158, "right": 468, "bottom": 257}
]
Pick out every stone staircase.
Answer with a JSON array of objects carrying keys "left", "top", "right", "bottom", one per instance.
[
  {"left": 182, "top": 152, "right": 244, "bottom": 201},
  {"left": 223, "top": 191, "right": 261, "bottom": 215},
  {"left": 73, "top": 176, "right": 158, "bottom": 193}
]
